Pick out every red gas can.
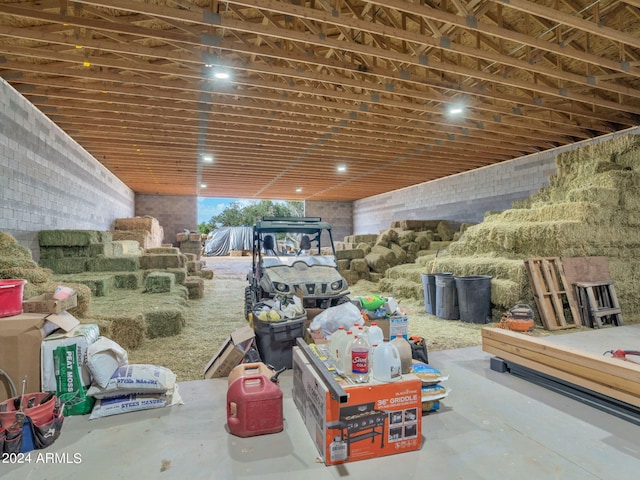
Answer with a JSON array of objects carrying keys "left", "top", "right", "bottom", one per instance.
[{"left": 227, "top": 374, "right": 283, "bottom": 437}]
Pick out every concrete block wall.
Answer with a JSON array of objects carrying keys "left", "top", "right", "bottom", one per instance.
[
  {"left": 0, "top": 78, "right": 134, "bottom": 260},
  {"left": 305, "top": 200, "right": 353, "bottom": 245},
  {"left": 353, "top": 126, "right": 640, "bottom": 235},
  {"left": 135, "top": 194, "right": 197, "bottom": 246}
]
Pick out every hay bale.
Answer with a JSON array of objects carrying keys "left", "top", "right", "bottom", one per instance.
[
  {"left": 145, "top": 272, "right": 175, "bottom": 293},
  {"left": 51, "top": 274, "right": 115, "bottom": 297},
  {"left": 378, "top": 277, "right": 422, "bottom": 300},
  {"left": 39, "top": 257, "right": 88, "bottom": 274},
  {"left": 389, "top": 243, "right": 407, "bottom": 264},
  {"left": 199, "top": 268, "right": 214, "bottom": 280},
  {"left": 369, "top": 272, "right": 383, "bottom": 283},
  {"left": 111, "top": 229, "right": 152, "bottom": 249},
  {"left": 414, "top": 233, "right": 432, "bottom": 250},
  {"left": 146, "top": 247, "right": 181, "bottom": 255},
  {"left": 113, "top": 216, "right": 163, "bottom": 248},
  {"left": 139, "top": 253, "right": 184, "bottom": 269},
  {"left": 86, "top": 256, "right": 140, "bottom": 272},
  {"left": 88, "top": 314, "right": 146, "bottom": 350},
  {"left": 350, "top": 258, "right": 370, "bottom": 274},
  {"left": 38, "top": 230, "right": 111, "bottom": 247},
  {"left": 184, "top": 276, "right": 204, "bottom": 299},
  {"left": 344, "top": 234, "right": 378, "bottom": 244},
  {"left": 436, "top": 221, "right": 454, "bottom": 241},
  {"left": 391, "top": 220, "right": 441, "bottom": 231},
  {"left": 355, "top": 242, "right": 373, "bottom": 254},
  {"left": 375, "top": 229, "right": 399, "bottom": 247},
  {"left": 114, "top": 272, "right": 142, "bottom": 289},
  {"left": 396, "top": 230, "right": 417, "bottom": 246},
  {"left": 342, "top": 269, "right": 369, "bottom": 286},
  {"left": 365, "top": 252, "right": 390, "bottom": 274},
  {"left": 337, "top": 259, "right": 350, "bottom": 272},
  {"left": 145, "top": 309, "right": 185, "bottom": 338},
  {"left": 187, "top": 260, "right": 202, "bottom": 273},
  {"left": 336, "top": 249, "right": 365, "bottom": 260}
]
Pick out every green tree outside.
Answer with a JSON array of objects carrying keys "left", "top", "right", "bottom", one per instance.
[{"left": 198, "top": 200, "right": 304, "bottom": 234}]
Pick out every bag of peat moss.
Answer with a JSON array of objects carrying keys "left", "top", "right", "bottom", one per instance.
[{"left": 53, "top": 345, "right": 95, "bottom": 416}]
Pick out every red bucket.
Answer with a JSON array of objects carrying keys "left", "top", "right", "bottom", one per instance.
[{"left": 0, "top": 279, "right": 27, "bottom": 318}]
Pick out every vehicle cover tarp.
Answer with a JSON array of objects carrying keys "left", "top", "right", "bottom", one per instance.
[{"left": 204, "top": 226, "right": 253, "bottom": 256}]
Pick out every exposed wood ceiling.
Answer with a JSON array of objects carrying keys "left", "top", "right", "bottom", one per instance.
[{"left": 1, "top": 0, "right": 639, "bottom": 202}]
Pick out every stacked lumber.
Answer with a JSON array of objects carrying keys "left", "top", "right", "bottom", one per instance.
[{"left": 482, "top": 327, "right": 640, "bottom": 408}]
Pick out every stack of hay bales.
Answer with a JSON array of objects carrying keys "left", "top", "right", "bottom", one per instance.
[
  {"left": 176, "top": 231, "right": 203, "bottom": 259},
  {"left": 111, "top": 216, "right": 164, "bottom": 249},
  {"left": 0, "top": 231, "right": 92, "bottom": 317},
  {"left": 336, "top": 222, "right": 458, "bottom": 286},
  {"left": 384, "top": 134, "right": 640, "bottom": 322}
]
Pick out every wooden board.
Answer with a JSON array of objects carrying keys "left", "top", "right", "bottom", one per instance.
[
  {"left": 524, "top": 257, "right": 580, "bottom": 330},
  {"left": 561, "top": 256, "right": 611, "bottom": 285},
  {"left": 481, "top": 327, "right": 640, "bottom": 408}
]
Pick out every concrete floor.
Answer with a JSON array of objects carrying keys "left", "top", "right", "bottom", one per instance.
[{"left": 3, "top": 327, "right": 640, "bottom": 480}]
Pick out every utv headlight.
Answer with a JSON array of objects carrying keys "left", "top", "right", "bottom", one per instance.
[
  {"left": 274, "top": 282, "right": 290, "bottom": 293},
  {"left": 330, "top": 280, "right": 343, "bottom": 291}
]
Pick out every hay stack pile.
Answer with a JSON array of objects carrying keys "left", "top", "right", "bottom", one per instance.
[
  {"left": 336, "top": 221, "right": 461, "bottom": 286},
  {"left": 383, "top": 134, "right": 640, "bottom": 321},
  {"left": 111, "top": 216, "right": 164, "bottom": 249},
  {"left": 0, "top": 231, "right": 92, "bottom": 316}
]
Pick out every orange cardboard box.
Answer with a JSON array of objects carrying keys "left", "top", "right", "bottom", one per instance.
[{"left": 292, "top": 347, "right": 422, "bottom": 465}]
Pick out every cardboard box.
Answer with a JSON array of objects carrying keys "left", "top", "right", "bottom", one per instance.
[
  {"left": 41, "top": 322, "right": 100, "bottom": 392},
  {"left": 0, "top": 311, "right": 79, "bottom": 401},
  {"left": 23, "top": 292, "right": 78, "bottom": 314},
  {"left": 292, "top": 347, "right": 422, "bottom": 465},
  {"left": 373, "top": 314, "right": 409, "bottom": 340},
  {"left": 203, "top": 325, "right": 255, "bottom": 378}
]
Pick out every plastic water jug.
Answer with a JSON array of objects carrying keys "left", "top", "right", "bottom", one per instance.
[
  {"left": 368, "top": 323, "right": 384, "bottom": 348},
  {"left": 372, "top": 340, "right": 401, "bottom": 383},
  {"left": 340, "top": 331, "right": 355, "bottom": 374},
  {"left": 227, "top": 374, "right": 283, "bottom": 437},
  {"left": 391, "top": 334, "right": 413, "bottom": 374},
  {"left": 329, "top": 327, "right": 347, "bottom": 363}
]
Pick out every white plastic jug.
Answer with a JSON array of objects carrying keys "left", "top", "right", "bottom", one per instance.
[
  {"left": 329, "top": 327, "right": 347, "bottom": 362},
  {"left": 368, "top": 323, "right": 384, "bottom": 348},
  {"left": 372, "top": 340, "right": 401, "bottom": 382}
]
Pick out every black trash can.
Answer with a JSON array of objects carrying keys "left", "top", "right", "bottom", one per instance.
[
  {"left": 253, "top": 314, "right": 306, "bottom": 370},
  {"left": 435, "top": 273, "right": 458, "bottom": 320},
  {"left": 454, "top": 275, "right": 492, "bottom": 324},
  {"left": 421, "top": 274, "right": 437, "bottom": 315}
]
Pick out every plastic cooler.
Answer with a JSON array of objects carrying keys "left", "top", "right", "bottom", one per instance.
[
  {"left": 0, "top": 279, "right": 27, "bottom": 317},
  {"left": 253, "top": 314, "right": 306, "bottom": 370}
]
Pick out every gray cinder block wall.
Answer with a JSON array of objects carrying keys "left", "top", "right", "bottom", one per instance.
[
  {"left": 135, "top": 194, "right": 197, "bottom": 246},
  {"left": 305, "top": 201, "right": 353, "bottom": 247},
  {"left": 0, "top": 78, "right": 135, "bottom": 260},
  {"left": 353, "top": 126, "right": 640, "bottom": 235}
]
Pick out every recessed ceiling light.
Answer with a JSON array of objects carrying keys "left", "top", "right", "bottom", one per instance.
[
  {"left": 295, "top": 187, "right": 302, "bottom": 193},
  {"left": 202, "top": 154, "right": 214, "bottom": 163},
  {"left": 337, "top": 164, "right": 347, "bottom": 173},
  {"left": 200, "top": 184, "right": 207, "bottom": 188},
  {"left": 214, "top": 71, "right": 230, "bottom": 80}
]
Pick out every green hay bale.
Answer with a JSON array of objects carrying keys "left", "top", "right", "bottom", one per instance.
[
  {"left": 337, "top": 259, "right": 350, "bottom": 272},
  {"left": 0, "top": 240, "right": 32, "bottom": 260},
  {"left": 350, "top": 258, "right": 370, "bottom": 274},
  {"left": 184, "top": 276, "right": 204, "bottom": 299},
  {"left": 436, "top": 221, "right": 454, "bottom": 241},
  {"left": 52, "top": 273, "right": 115, "bottom": 297},
  {"left": 179, "top": 241, "right": 202, "bottom": 256},
  {"left": 87, "top": 314, "right": 146, "bottom": 350},
  {"left": 187, "top": 260, "right": 203, "bottom": 273},
  {"left": 86, "top": 256, "right": 139, "bottom": 272},
  {"left": 40, "top": 246, "right": 94, "bottom": 259},
  {"left": 38, "top": 230, "right": 111, "bottom": 247},
  {"left": 183, "top": 253, "right": 197, "bottom": 262},
  {"left": 344, "top": 234, "right": 378, "bottom": 244},
  {"left": 342, "top": 269, "right": 369, "bottom": 286},
  {"left": 145, "top": 309, "right": 185, "bottom": 338},
  {"left": 491, "top": 202, "right": 610, "bottom": 225},
  {"left": 371, "top": 245, "right": 397, "bottom": 264},
  {"left": 0, "top": 257, "right": 38, "bottom": 270},
  {"left": 378, "top": 277, "right": 422, "bottom": 300},
  {"left": 389, "top": 243, "right": 407, "bottom": 264},
  {"left": 336, "top": 249, "right": 365, "bottom": 260},
  {"left": 414, "top": 233, "right": 432, "bottom": 250},
  {"left": 199, "top": 268, "right": 214, "bottom": 280},
  {"left": 145, "top": 272, "right": 175, "bottom": 293},
  {"left": 369, "top": 273, "right": 383, "bottom": 283},
  {"left": 396, "top": 230, "right": 417, "bottom": 246},
  {"left": 146, "top": 247, "right": 181, "bottom": 255},
  {"left": 365, "top": 252, "right": 390, "bottom": 274},
  {"left": 143, "top": 268, "right": 187, "bottom": 285},
  {"left": 114, "top": 272, "right": 142, "bottom": 289},
  {"left": 355, "top": 243, "right": 372, "bottom": 254},
  {"left": 490, "top": 279, "right": 531, "bottom": 312},
  {"left": 139, "top": 254, "right": 184, "bottom": 269},
  {"left": 386, "top": 263, "right": 425, "bottom": 284},
  {"left": 39, "top": 257, "right": 88, "bottom": 274},
  {"left": 391, "top": 220, "right": 441, "bottom": 231},
  {"left": 1, "top": 265, "right": 52, "bottom": 285},
  {"left": 375, "top": 229, "right": 399, "bottom": 247}
]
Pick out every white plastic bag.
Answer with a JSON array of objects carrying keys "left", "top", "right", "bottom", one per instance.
[
  {"left": 87, "top": 337, "right": 129, "bottom": 388},
  {"left": 309, "top": 302, "right": 363, "bottom": 336}
]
